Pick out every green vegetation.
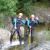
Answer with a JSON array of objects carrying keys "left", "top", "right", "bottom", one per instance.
[
  {"left": 0, "top": 0, "right": 50, "bottom": 16},
  {"left": 0, "top": 0, "right": 50, "bottom": 27},
  {"left": 0, "top": 0, "right": 18, "bottom": 16}
]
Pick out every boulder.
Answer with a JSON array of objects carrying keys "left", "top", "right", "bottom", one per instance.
[{"left": 0, "top": 28, "right": 11, "bottom": 44}]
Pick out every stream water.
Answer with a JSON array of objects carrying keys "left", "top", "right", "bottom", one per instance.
[{"left": 1, "top": 24, "right": 50, "bottom": 50}]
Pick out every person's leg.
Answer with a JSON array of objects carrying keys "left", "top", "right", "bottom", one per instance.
[
  {"left": 29, "top": 27, "right": 34, "bottom": 50},
  {"left": 17, "top": 29, "right": 22, "bottom": 45},
  {"left": 24, "top": 26, "right": 29, "bottom": 46},
  {"left": 30, "top": 28, "right": 33, "bottom": 43},
  {"left": 10, "top": 29, "right": 15, "bottom": 43}
]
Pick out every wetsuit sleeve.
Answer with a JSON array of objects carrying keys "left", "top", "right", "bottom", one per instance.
[
  {"left": 11, "top": 18, "right": 14, "bottom": 25},
  {"left": 22, "top": 19, "right": 31, "bottom": 28},
  {"left": 12, "top": 18, "right": 18, "bottom": 28},
  {"left": 26, "top": 19, "right": 30, "bottom": 28},
  {"left": 21, "top": 19, "right": 26, "bottom": 24},
  {"left": 35, "top": 19, "right": 39, "bottom": 24}
]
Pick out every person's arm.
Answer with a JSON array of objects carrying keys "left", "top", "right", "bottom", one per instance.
[
  {"left": 21, "top": 19, "right": 26, "bottom": 24},
  {"left": 27, "top": 19, "right": 30, "bottom": 27},
  {"left": 35, "top": 16, "right": 39, "bottom": 24},
  {"left": 11, "top": 17, "right": 14, "bottom": 25}
]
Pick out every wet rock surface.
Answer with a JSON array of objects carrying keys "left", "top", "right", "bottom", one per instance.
[
  {"left": 32, "top": 41, "right": 50, "bottom": 50},
  {"left": 0, "top": 28, "right": 50, "bottom": 50},
  {"left": 0, "top": 28, "right": 11, "bottom": 44}
]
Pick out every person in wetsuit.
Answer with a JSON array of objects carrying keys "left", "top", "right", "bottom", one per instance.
[{"left": 10, "top": 13, "right": 24, "bottom": 45}]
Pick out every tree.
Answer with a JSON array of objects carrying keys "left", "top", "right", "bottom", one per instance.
[
  {"left": 0, "top": 0, "right": 18, "bottom": 16},
  {"left": 0, "top": 0, "right": 49, "bottom": 16},
  {"left": 17, "top": 0, "right": 34, "bottom": 16}
]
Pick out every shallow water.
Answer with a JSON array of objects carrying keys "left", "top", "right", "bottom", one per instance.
[{"left": 2, "top": 24, "right": 50, "bottom": 50}]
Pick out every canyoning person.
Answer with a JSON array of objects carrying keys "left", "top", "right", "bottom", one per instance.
[
  {"left": 22, "top": 16, "right": 30, "bottom": 50},
  {"left": 29, "top": 14, "right": 39, "bottom": 44},
  {"left": 29, "top": 14, "right": 36, "bottom": 44},
  {"left": 10, "top": 13, "right": 24, "bottom": 45},
  {"left": 24, "top": 17, "right": 29, "bottom": 46},
  {"left": 26, "top": 14, "right": 39, "bottom": 49}
]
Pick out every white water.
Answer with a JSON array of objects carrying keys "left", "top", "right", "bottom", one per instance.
[
  {"left": 32, "top": 41, "right": 50, "bottom": 50},
  {"left": 2, "top": 40, "right": 24, "bottom": 50}
]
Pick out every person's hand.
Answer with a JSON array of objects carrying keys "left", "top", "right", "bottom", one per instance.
[
  {"left": 29, "top": 26, "right": 32, "bottom": 28},
  {"left": 14, "top": 26, "right": 17, "bottom": 29},
  {"left": 36, "top": 16, "right": 39, "bottom": 20}
]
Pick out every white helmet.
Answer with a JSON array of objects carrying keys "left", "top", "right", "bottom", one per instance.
[
  {"left": 18, "top": 13, "right": 23, "bottom": 18},
  {"left": 31, "top": 14, "right": 35, "bottom": 18},
  {"left": 19, "top": 13, "right": 23, "bottom": 16}
]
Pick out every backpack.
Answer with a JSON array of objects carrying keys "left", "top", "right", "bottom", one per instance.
[{"left": 11, "top": 17, "right": 17, "bottom": 29}]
